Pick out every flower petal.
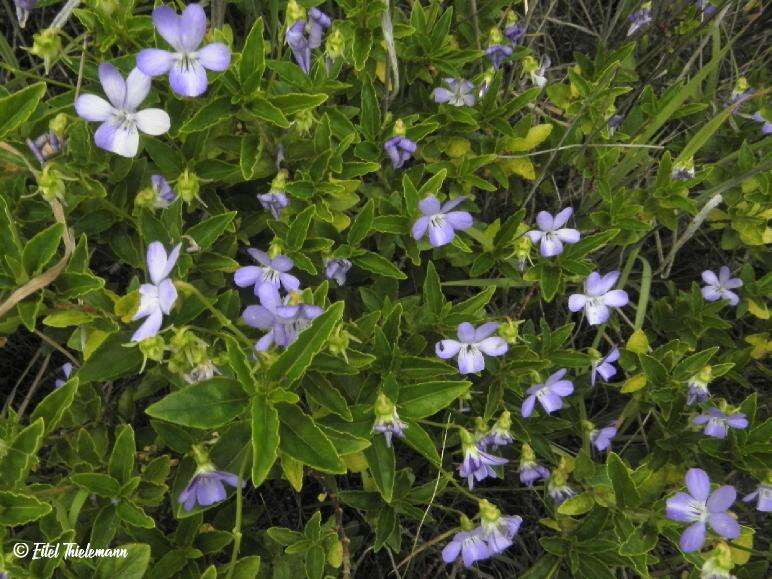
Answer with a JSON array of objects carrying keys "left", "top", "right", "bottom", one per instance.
[
  {"left": 685, "top": 468, "right": 711, "bottom": 501},
  {"left": 568, "top": 293, "right": 586, "bottom": 312},
  {"left": 456, "top": 322, "right": 476, "bottom": 342},
  {"left": 707, "top": 486, "right": 736, "bottom": 512},
  {"left": 418, "top": 196, "right": 441, "bottom": 215},
  {"left": 136, "top": 49, "right": 175, "bottom": 77},
  {"left": 135, "top": 108, "right": 171, "bottom": 136},
  {"left": 458, "top": 346, "right": 485, "bottom": 374},
  {"left": 477, "top": 337, "right": 508, "bottom": 357},
  {"left": 234, "top": 266, "right": 261, "bottom": 288},
  {"left": 157, "top": 278, "right": 178, "bottom": 314},
  {"left": 539, "top": 392, "right": 563, "bottom": 414},
  {"left": 428, "top": 219, "right": 455, "bottom": 247},
  {"left": 99, "top": 63, "right": 126, "bottom": 109},
  {"left": 474, "top": 322, "right": 499, "bottom": 341},
  {"left": 602, "top": 289, "right": 629, "bottom": 308},
  {"left": 701, "top": 285, "right": 721, "bottom": 301},
  {"left": 131, "top": 308, "right": 163, "bottom": 342},
  {"left": 435, "top": 339, "right": 461, "bottom": 359},
  {"left": 432, "top": 87, "right": 454, "bottom": 104},
  {"left": 548, "top": 380, "right": 574, "bottom": 397},
  {"left": 146, "top": 241, "right": 169, "bottom": 285},
  {"left": 178, "top": 3, "right": 207, "bottom": 52},
  {"left": 585, "top": 301, "right": 610, "bottom": 325},
  {"left": 535, "top": 211, "right": 554, "bottom": 231},
  {"left": 279, "top": 272, "right": 300, "bottom": 292},
  {"left": 526, "top": 230, "right": 543, "bottom": 243},
  {"left": 540, "top": 234, "right": 563, "bottom": 257},
  {"left": 555, "top": 228, "right": 580, "bottom": 243},
  {"left": 94, "top": 121, "right": 139, "bottom": 158},
  {"left": 440, "top": 196, "right": 467, "bottom": 213},
  {"left": 411, "top": 216, "right": 429, "bottom": 241},
  {"left": 666, "top": 492, "right": 700, "bottom": 522},
  {"left": 445, "top": 211, "right": 473, "bottom": 230},
  {"left": 198, "top": 43, "right": 231, "bottom": 72},
  {"left": 243, "top": 305, "right": 274, "bottom": 329},
  {"left": 169, "top": 58, "right": 209, "bottom": 97},
  {"left": 679, "top": 522, "right": 706, "bottom": 553},
  {"left": 441, "top": 538, "right": 462, "bottom": 564},
  {"left": 552, "top": 207, "right": 573, "bottom": 228},
  {"left": 74, "top": 94, "right": 114, "bottom": 122},
  {"left": 153, "top": 6, "right": 183, "bottom": 51},
  {"left": 521, "top": 395, "right": 536, "bottom": 418},
  {"left": 701, "top": 270, "right": 718, "bottom": 285},
  {"left": 124, "top": 68, "right": 151, "bottom": 110},
  {"left": 708, "top": 512, "right": 740, "bottom": 539}
]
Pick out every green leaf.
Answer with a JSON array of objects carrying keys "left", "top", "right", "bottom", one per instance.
[
  {"left": 557, "top": 492, "right": 595, "bottom": 515},
  {"left": 29, "top": 377, "right": 78, "bottom": 435},
  {"left": 78, "top": 333, "right": 143, "bottom": 384},
  {"left": 42, "top": 309, "right": 96, "bottom": 328},
  {"left": 540, "top": 263, "right": 561, "bottom": 302},
  {"left": 144, "top": 138, "right": 183, "bottom": 173},
  {"left": 225, "top": 335, "right": 255, "bottom": 391},
  {"left": 22, "top": 222, "right": 63, "bottom": 274},
  {"left": 269, "top": 93, "right": 328, "bottom": 115},
  {"left": 353, "top": 251, "right": 407, "bottom": 279},
  {"left": 422, "top": 261, "right": 444, "bottom": 314},
  {"left": 0, "top": 491, "right": 52, "bottom": 525},
  {"left": 231, "top": 556, "right": 262, "bottom": 579},
  {"left": 248, "top": 96, "right": 290, "bottom": 128},
  {"left": 108, "top": 424, "right": 136, "bottom": 484},
  {"left": 240, "top": 17, "right": 265, "bottom": 92},
  {"left": 360, "top": 75, "right": 380, "bottom": 140},
  {"left": 251, "top": 395, "right": 280, "bottom": 488},
  {"left": 563, "top": 229, "right": 619, "bottom": 259},
  {"left": 0, "top": 418, "right": 44, "bottom": 486},
  {"left": 402, "top": 422, "right": 441, "bottom": 466},
  {"left": 116, "top": 501, "right": 155, "bottom": 528},
  {"left": 145, "top": 377, "right": 249, "bottom": 429},
  {"left": 179, "top": 97, "right": 232, "bottom": 133},
  {"left": 186, "top": 212, "right": 236, "bottom": 251},
  {"left": 398, "top": 380, "right": 472, "bottom": 419},
  {"left": 0, "top": 82, "right": 46, "bottom": 138},
  {"left": 364, "top": 436, "right": 395, "bottom": 502},
  {"left": 287, "top": 205, "right": 316, "bottom": 250},
  {"left": 606, "top": 452, "right": 641, "bottom": 508},
  {"left": 305, "top": 545, "right": 326, "bottom": 579},
  {"left": 268, "top": 301, "right": 345, "bottom": 383},
  {"left": 504, "top": 124, "right": 553, "bottom": 152},
  {"left": 347, "top": 199, "right": 374, "bottom": 246},
  {"left": 303, "top": 374, "right": 352, "bottom": 421},
  {"left": 277, "top": 404, "right": 346, "bottom": 474},
  {"left": 95, "top": 544, "right": 151, "bottom": 579},
  {"left": 70, "top": 473, "right": 121, "bottom": 497},
  {"left": 639, "top": 354, "right": 668, "bottom": 384}
]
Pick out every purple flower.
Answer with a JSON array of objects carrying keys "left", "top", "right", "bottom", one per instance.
[
  {"left": 26, "top": 131, "right": 63, "bottom": 165},
  {"left": 75, "top": 64, "right": 170, "bottom": 158},
  {"left": 372, "top": 394, "right": 407, "bottom": 447},
  {"left": 137, "top": 4, "right": 230, "bottom": 97},
  {"left": 286, "top": 20, "right": 311, "bottom": 73},
  {"left": 521, "top": 369, "right": 574, "bottom": 417},
  {"left": 480, "top": 514, "right": 522, "bottom": 554},
  {"left": 242, "top": 285, "right": 323, "bottom": 351},
  {"left": 607, "top": 114, "right": 625, "bottom": 134},
  {"left": 504, "top": 23, "right": 527, "bottom": 45},
  {"left": 743, "top": 483, "right": 772, "bottom": 512},
  {"left": 459, "top": 442, "right": 508, "bottom": 490},
  {"left": 257, "top": 191, "right": 289, "bottom": 219},
  {"left": 384, "top": 136, "right": 417, "bottom": 169},
  {"left": 527, "top": 55, "right": 550, "bottom": 88},
  {"left": 178, "top": 466, "right": 244, "bottom": 511},
  {"left": 591, "top": 347, "right": 619, "bottom": 386},
  {"left": 627, "top": 6, "right": 652, "bottom": 36},
  {"left": 131, "top": 241, "right": 181, "bottom": 342},
  {"left": 548, "top": 481, "right": 576, "bottom": 504},
  {"left": 14, "top": 0, "right": 36, "bottom": 28},
  {"left": 590, "top": 424, "right": 618, "bottom": 452},
  {"left": 693, "top": 408, "right": 748, "bottom": 439},
  {"left": 568, "top": 271, "right": 629, "bottom": 325},
  {"left": 325, "top": 258, "right": 352, "bottom": 286},
  {"left": 441, "top": 528, "right": 491, "bottom": 568},
  {"left": 432, "top": 78, "right": 476, "bottom": 107},
  {"left": 485, "top": 44, "right": 513, "bottom": 70},
  {"left": 696, "top": 0, "right": 717, "bottom": 16},
  {"left": 234, "top": 249, "right": 300, "bottom": 297},
  {"left": 666, "top": 468, "right": 741, "bottom": 552},
  {"left": 479, "top": 411, "right": 513, "bottom": 450},
  {"left": 54, "top": 362, "right": 73, "bottom": 388},
  {"left": 519, "top": 460, "right": 549, "bottom": 487},
  {"left": 412, "top": 195, "right": 473, "bottom": 248},
  {"left": 307, "top": 8, "right": 332, "bottom": 49},
  {"left": 701, "top": 266, "right": 743, "bottom": 306},
  {"left": 526, "top": 208, "right": 581, "bottom": 257},
  {"left": 151, "top": 175, "right": 176, "bottom": 208},
  {"left": 435, "top": 322, "right": 508, "bottom": 375},
  {"left": 751, "top": 111, "right": 772, "bottom": 135},
  {"left": 687, "top": 373, "right": 711, "bottom": 406}
]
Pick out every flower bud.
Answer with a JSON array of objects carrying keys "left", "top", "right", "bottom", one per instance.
[
  {"left": 459, "top": 514, "right": 475, "bottom": 531},
  {"left": 488, "top": 27, "right": 504, "bottom": 45},
  {"left": 328, "top": 326, "right": 351, "bottom": 358},
  {"left": 139, "top": 335, "right": 166, "bottom": 362},
  {"left": 31, "top": 28, "right": 63, "bottom": 73},
  {"left": 294, "top": 109, "right": 314, "bottom": 135},
  {"left": 286, "top": 0, "right": 306, "bottom": 25},
  {"left": 50, "top": 113, "right": 68, "bottom": 136},
  {"left": 176, "top": 169, "right": 200, "bottom": 203},
  {"left": 477, "top": 498, "right": 501, "bottom": 523},
  {"left": 135, "top": 186, "right": 158, "bottom": 210},
  {"left": 499, "top": 318, "right": 522, "bottom": 344},
  {"left": 326, "top": 27, "right": 345, "bottom": 60},
  {"left": 37, "top": 165, "right": 66, "bottom": 201},
  {"left": 327, "top": 539, "right": 343, "bottom": 568}
]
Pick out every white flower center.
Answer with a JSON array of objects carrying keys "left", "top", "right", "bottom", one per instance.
[
  {"left": 686, "top": 498, "right": 708, "bottom": 523},
  {"left": 429, "top": 213, "right": 446, "bottom": 229},
  {"left": 261, "top": 266, "right": 280, "bottom": 284}
]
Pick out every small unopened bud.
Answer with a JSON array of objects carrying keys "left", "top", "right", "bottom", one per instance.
[
  {"left": 294, "top": 109, "right": 314, "bottom": 134},
  {"left": 37, "top": 165, "right": 66, "bottom": 201},
  {"left": 176, "top": 169, "right": 200, "bottom": 203},
  {"left": 286, "top": 0, "right": 306, "bottom": 25},
  {"left": 459, "top": 514, "right": 475, "bottom": 531},
  {"left": 135, "top": 186, "right": 157, "bottom": 210},
  {"left": 499, "top": 318, "right": 522, "bottom": 344},
  {"left": 50, "top": 113, "right": 68, "bottom": 137},
  {"left": 326, "top": 27, "right": 345, "bottom": 59},
  {"left": 31, "top": 28, "right": 63, "bottom": 73},
  {"left": 139, "top": 335, "right": 166, "bottom": 362},
  {"left": 327, "top": 539, "right": 343, "bottom": 568}
]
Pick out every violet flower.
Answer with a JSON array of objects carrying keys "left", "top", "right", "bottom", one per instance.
[
  {"left": 178, "top": 466, "right": 244, "bottom": 511},
  {"left": 526, "top": 208, "right": 581, "bottom": 257},
  {"left": 26, "top": 131, "right": 63, "bottom": 165},
  {"left": 687, "top": 369, "right": 712, "bottom": 406},
  {"left": 372, "top": 394, "right": 407, "bottom": 447},
  {"left": 432, "top": 78, "right": 476, "bottom": 107},
  {"left": 519, "top": 459, "right": 549, "bottom": 487},
  {"left": 137, "top": 4, "right": 231, "bottom": 98},
  {"left": 591, "top": 347, "right": 619, "bottom": 386},
  {"left": 527, "top": 55, "right": 550, "bottom": 88},
  {"left": 75, "top": 64, "right": 170, "bottom": 158},
  {"left": 384, "top": 136, "right": 417, "bottom": 170},
  {"left": 480, "top": 514, "right": 522, "bottom": 554},
  {"left": 14, "top": 0, "right": 36, "bottom": 28},
  {"left": 242, "top": 285, "right": 323, "bottom": 351},
  {"left": 257, "top": 191, "right": 289, "bottom": 219},
  {"left": 627, "top": 5, "right": 652, "bottom": 36},
  {"left": 286, "top": 20, "right": 311, "bottom": 73},
  {"left": 504, "top": 23, "right": 527, "bottom": 45},
  {"left": 412, "top": 195, "right": 473, "bottom": 248},
  {"left": 751, "top": 111, "right": 772, "bottom": 135},
  {"left": 485, "top": 45, "right": 513, "bottom": 70},
  {"left": 307, "top": 8, "right": 332, "bottom": 49},
  {"left": 151, "top": 175, "right": 177, "bottom": 208},
  {"left": 743, "top": 483, "right": 772, "bottom": 512},
  {"left": 480, "top": 411, "right": 513, "bottom": 450},
  {"left": 131, "top": 242, "right": 181, "bottom": 343},
  {"left": 693, "top": 408, "right": 748, "bottom": 439},
  {"left": 666, "top": 468, "right": 741, "bottom": 552},
  {"left": 701, "top": 267, "right": 743, "bottom": 306},
  {"left": 521, "top": 369, "right": 574, "bottom": 417},
  {"left": 458, "top": 430, "right": 507, "bottom": 489},
  {"left": 590, "top": 424, "right": 618, "bottom": 452},
  {"left": 547, "top": 480, "right": 576, "bottom": 504},
  {"left": 54, "top": 362, "right": 73, "bottom": 388},
  {"left": 234, "top": 249, "right": 300, "bottom": 297},
  {"left": 325, "top": 258, "right": 352, "bottom": 286},
  {"left": 696, "top": 1, "right": 717, "bottom": 16},
  {"left": 607, "top": 114, "right": 625, "bottom": 135},
  {"left": 436, "top": 322, "right": 508, "bottom": 375},
  {"left": 441, "top": 528, "right": 491, "bottom": 568},
  {"left": 568, "top": 270, "right": 629, "bottom": 325}
]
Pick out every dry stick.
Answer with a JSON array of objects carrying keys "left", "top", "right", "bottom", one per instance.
[
  {"left": 34, "top": 329, "right": 79, "bottom": 366},
  {"left": 2, "top": 349, "right": 42, "bottom": 417},
  {"left": 17, "top": 352, "right": 52, "bottom": 418},
  {"left": 381, "top": 2, "right": 400, "bottom": 104},
  {"left": 325, "top": 477, "right": 352, "bottom": 579}
]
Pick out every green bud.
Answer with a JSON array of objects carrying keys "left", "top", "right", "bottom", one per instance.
[
  {"left": 393, "top": 119, "right": 406, "bottom": 137},
  {"left": 459, "top": 428, "right": 474, "bottom": 445},
  {"left": 499, "top": 318, "right": 522, "bottom": 344},
  {"left": 135, "top": 186, "right": 157, "bottom": 210},
  {"left": 327, "top": 539, "right": 343, "bottom": 568},
  {"left": 326, "top": 27, "right": 345, "bottom": 60},
  {"left": 286, "top": 0, "right": 306, "bottom": 25},
  {"left": 49, "top": 113, "right": 68, "bottom": 136},
  {"left": 294, "top": 109, "right": 314, "bottom": 135},
  {"left": 459, "top": 514, "right": 475, "bottom": 531},
  {"left": 477, "top": 498, "right": 501, "bottom": 523},
  {"left": 191, "top": 444, "right": 214, "bottom": 469},
  {"left": 521, "top": 443, "right": 536, "bottom": 462},
  {"left": 374, "top": 393, "right": 395, "bottom": 417},
  {"left": 37, "top": 165, "right": 66, "bottom": 201},
  {"left": 328, "top": 326, "right": 351, "bottom": 357},
  {"left": 488, "top": 27, "right": 503, "bottom": 45},
  {"left": 505, "top": 9, "right": 520, "bottom": 27},
  {"left": 176, "top": 169, "right": 200, "bottom": 203},
  {"left": 139, "top": 335, "right": 166, "bottom": 362},
  {"left": 31, "top": 28, "right": 63, "bottom": 73}
]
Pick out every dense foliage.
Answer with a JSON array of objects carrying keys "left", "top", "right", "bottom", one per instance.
[{"left": 0, "top": 1, "right": 770, "bottom": 578}]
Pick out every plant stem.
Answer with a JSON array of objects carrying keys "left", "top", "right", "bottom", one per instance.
[{"left": 225, "top": 449, "right": 249, "bottom": 579}]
